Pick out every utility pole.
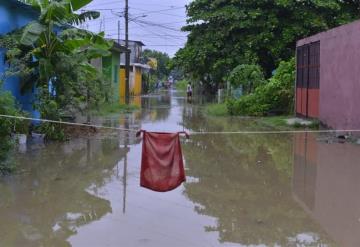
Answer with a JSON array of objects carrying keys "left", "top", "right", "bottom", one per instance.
[{"left": 125, "top": 0, "right": 130, "bottom": 104}]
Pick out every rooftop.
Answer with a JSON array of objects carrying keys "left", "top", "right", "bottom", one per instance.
[
  {"left": 119, "top": 40, "right": 146, "bottom": 47},
  {"left": 110, "top": 40, "right": 131, "bottom": 53}
]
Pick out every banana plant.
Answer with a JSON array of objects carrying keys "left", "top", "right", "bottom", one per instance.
[
  {"left": 11, "top": 0, "right": 113, "bottom": 122},
  {"left": 18, "top": 0, "right": 111, "bottom": 82}
]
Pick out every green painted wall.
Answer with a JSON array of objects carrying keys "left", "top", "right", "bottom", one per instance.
[
  {"left": 112, "top": 52, "right": 120, "bottom": 101},
  {"left": 102, "top": 56, "right": 112, "bottom": 81},
  {"left": 102, "top": 50, "right": 121, "bottom": 101}
]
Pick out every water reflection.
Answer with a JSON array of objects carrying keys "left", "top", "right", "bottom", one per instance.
[
  {"left": 0, "top": 138, "right": 127, "bottom": 246},
  {"left": 2, "top": 91, "right": 358, "bottom": 246},
  {"left": 293, "top": 133, "right": 360, "bottom": 247},
  {"left": 140, "top": 92, "right": 171, "bottom": 121},
  {"left": 182, "top": 131, "right": 335, "bottom": 246},
  {"left": 0, "top": 92, "right": 186, "bottom": 247}
]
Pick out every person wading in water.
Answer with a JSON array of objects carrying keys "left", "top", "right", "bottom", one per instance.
[{"left": 186, "top": 83, "right": 193, "bottom": 103}]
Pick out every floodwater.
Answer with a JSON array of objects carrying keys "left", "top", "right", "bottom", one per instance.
[{"left": 0, "top": 90, "right": 359, "bottom": 247}]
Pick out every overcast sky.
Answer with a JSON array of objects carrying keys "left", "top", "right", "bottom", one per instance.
[{"left": 81, "top": 0, "right": 192, "bottom": 57}]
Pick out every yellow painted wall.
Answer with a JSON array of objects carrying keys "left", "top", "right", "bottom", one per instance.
[
  {"left": 119, "top": 68, "right": 126, "bottom": 104},
  {"left": 119, "top": 66, "right": 142, "bottom": 99},
  {"left": 134, "top": 67, "right": 142, "bottom": 96}
]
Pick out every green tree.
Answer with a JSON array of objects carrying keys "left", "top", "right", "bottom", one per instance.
[
  {"left": 174, "top": 0, "right": 360, "bottom": 92},
  {"left": 228, "top": 64, "right": 265, "bottom": 94},
  {"left": 227, "top": 58, "right": 295, "bottom": 116},
  {"left": 142, "top": 49, "right": 171, "bottom": 80}
]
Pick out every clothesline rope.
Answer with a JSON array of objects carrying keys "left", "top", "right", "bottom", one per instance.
[
  {"left": 1, "top": 114, "right": 360, "bottom": 135},
  {"left": 191, "top": 130, "right": 360, "bottom": 135},
  {"left": 0, "top": 114, "right": 138, "bottom": 132}
]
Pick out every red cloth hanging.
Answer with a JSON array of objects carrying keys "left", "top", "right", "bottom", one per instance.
[{"left": 137, "top": 130, "right": 188, "bottom": 192}]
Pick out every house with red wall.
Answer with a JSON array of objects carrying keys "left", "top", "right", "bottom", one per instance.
[{"left": 296, "top": 20, "right": 360, "bottom": 130}]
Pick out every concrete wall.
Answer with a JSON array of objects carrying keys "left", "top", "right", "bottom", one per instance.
[
  {"left": 297, "top": 20, "right": 360, "bottom": 130},
  {"left": 0, "top": 1, "right": 39, "bottom": 117},
  {"left": 120, "top": 40, "right": 142, "bottom": 64}
]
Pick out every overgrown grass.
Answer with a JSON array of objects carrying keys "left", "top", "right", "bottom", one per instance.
[
  {"left": 92, "top": 103, "right": 139, "bottom": 116},
  {"left": 259, "top": 116, "right": 289, "bottom": 129},
  {"left": 204, "top": 104, "right": 320, "bottom": 131},
  {"left": 205, "top": 103, "right": 229, "bottom": 117},
  {"left": 259, "top": 116, "right": 320, "bottom": 130}
]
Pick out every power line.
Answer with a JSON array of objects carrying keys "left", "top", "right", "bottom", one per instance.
[
  {"left": 158, "top": 21, "right": 187, "bottom": 25},
  {"left": 130, "top": 20, "right": 184, "bottom": 43},
  {"left": 106, "top": 34, "right": 186, "bottom": 46},
  {"left": 88, "top": 0, "right": 185, "bottom": 9},
  {"left": 79, "top": 1, "right": 188, "bottom": 53},
  {"left": 146, "top": 44, "right": 185, "bottom": 46},
  {"left": 137, "top": 34, "right": 187, "bottom": 38},
  {"left": 82, "top": 8, "right": 122, "bottom": 11},
  {"left": 106, "top": 38, "right": 185, "bottom": 47},
  {"left": 131, "top": 19, "right": 182, "bottom": 32},
  {"left": 106, "top": 25, "right": 187, "bottom": 34},
  {"left": 106, "top": 32, "right": 187, "bottom": 39},
  {"left": 130, "top": 7, "right": 185, "bottom": 18},
  {"left": 86, "top": 12, "right": 185, "bottom": 23},
  {"left": 130, "top": 6, "right": 186, "bottom": 15}
]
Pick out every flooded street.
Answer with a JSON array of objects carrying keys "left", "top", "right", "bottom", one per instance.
[{"left": 1, "top": 90, "right": 359, "bottom": 246}]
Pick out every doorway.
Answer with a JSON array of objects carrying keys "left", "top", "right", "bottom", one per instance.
[{"left": 296, "top": 41, "right": 320, "bottom": 118}]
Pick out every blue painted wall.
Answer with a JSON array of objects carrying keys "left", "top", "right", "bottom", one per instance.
[{"left": 0, "top": 0, "right": 39, "bottom": 118}]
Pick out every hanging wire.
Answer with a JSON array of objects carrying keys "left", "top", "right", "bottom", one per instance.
[
  {"left": 1, "top": 114, "right": 359, "bottom": 135},
  {"left": 0, "top": 114, "right": 138, "bottom": 133}
]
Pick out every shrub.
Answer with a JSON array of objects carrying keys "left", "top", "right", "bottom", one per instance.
[
  {"left": 227, "top": 58, "right": 295, "bottom": 116},
  {"left": 0, "top": 91, "right": 22, "bottom": 174},
  {"left": 226, "top": 95, "right": 269, "bottom": 116},
  {"left": 36, "top": 99, "right": 66, "bottom": 141}
]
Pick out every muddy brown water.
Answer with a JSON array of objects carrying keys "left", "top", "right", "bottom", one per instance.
[{"left": 0, "top": 90, "right": 359, "bottom": 246}]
